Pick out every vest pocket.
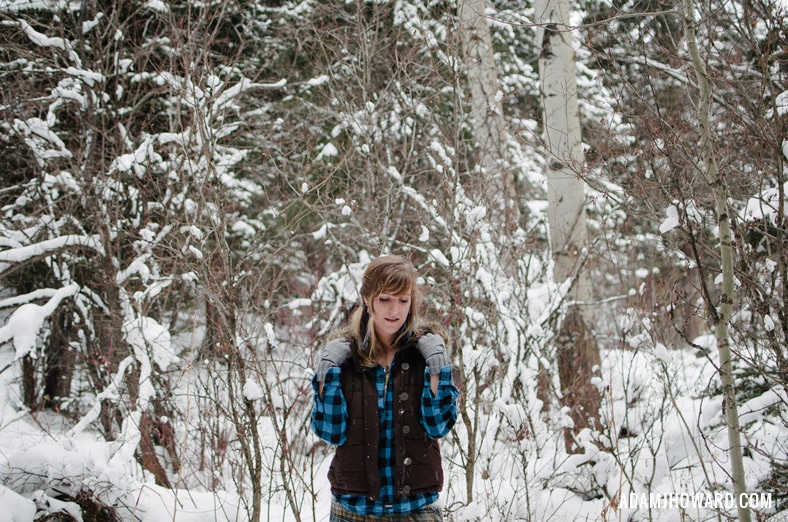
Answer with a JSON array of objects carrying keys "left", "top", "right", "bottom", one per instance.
[
  {"left": 328, "top": 443, "right": 369, "bottom": 495},
  {"left": 345, "top": 416, "right": 365, "bottom": 446},
  {"left": 333, "top": 442, "right": 366, "bottom": 471}
]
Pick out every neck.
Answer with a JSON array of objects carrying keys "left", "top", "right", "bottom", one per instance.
[
  {"left": 377, "top": 330, "right": 396, "bottom": 351},
  {"left": 378, "top": 341, "right": 397, "bottom": 367}
]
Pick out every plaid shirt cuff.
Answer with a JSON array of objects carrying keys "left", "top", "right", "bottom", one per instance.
[
  {"left": 421, "top": 366, "right": 459, "bottom": 439},
  {"left": 311, "top": 367, "right": 347, "bottom": 445}
]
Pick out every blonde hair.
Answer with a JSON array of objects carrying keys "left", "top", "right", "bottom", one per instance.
[{"left": 350, "top": 254, "right": 422, "bottom": 366}]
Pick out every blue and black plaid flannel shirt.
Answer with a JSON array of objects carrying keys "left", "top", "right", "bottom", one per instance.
[{"left": 312, "top": 363, "right": 459, "bottom": 515}]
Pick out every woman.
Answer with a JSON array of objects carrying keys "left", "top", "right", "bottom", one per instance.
[{"left": 312, "top": 254, "right": 459, "bottom": 521}]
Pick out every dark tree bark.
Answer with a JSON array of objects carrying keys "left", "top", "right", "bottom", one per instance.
[{"left": 556, "top": 308, "right": 601, "bottom": 452}]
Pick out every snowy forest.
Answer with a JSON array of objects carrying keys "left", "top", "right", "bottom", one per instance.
[{"left": 0, "top": 0, "right": 786, "bottom": 520}]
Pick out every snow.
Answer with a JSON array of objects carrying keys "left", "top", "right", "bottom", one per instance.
[
  {"left": 765, "top": 314, "right": 775, "bottom": 331},
  {"left": 14, "top": 117, "right": 73, "bottom": 165},
  {"left": 659, "top": 204, "right": 680, "bottom": 233},
  {"left": 307, "top": 75, "right": 330, "bottom": 87},
  {"left": 0, "top": 414, "right": 245, "bottom": 521},
  {"left": 65, "top": 66, "right": 105, "bottom": 86},
  {"left": 429, "top": 248, "right": 450, "bottom": 267},
  {"left": 653, "top": 342, "right": 671, "bottom": 364},
  {"left": 144, "top": 0, "right": 169, "bottom": 13},
  {"left": 0, "top": 485, "right": 35, "bottom": 521},
  {"left": 1, "top": 1, "right": 787, "bottom": 520},
  {"left": 0, "top": 236, "right": 104, "bottom": 275},
  {"left": 17, "top": 19, "right": 68, "bottom": 50},
  {"left": 244, "top": 380, "right": 264, "bottom": 401},
  {"left": 1, "top": 223, "right": 786, "bottom": 522},
  {"left": 315, "top": 142, "right": 338, "bottom": 161},
  {"left": 776, "top": 90, "right": 788, "bottom": 117},
  {"left": 0, "top": 284, "right": 79, "bottom": 359},
  {"left": 741, "top": 182, "right": 788, "bottom": 225}
]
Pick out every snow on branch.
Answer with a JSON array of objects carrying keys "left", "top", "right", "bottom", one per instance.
[
  {"left": 13, "top": 117, "right": 73, "bottom": 167},
  {"left": 67, "top": 355, "right": 135, "bottom": 438},
  {"left": 0, "top": 288, "right": 62, "bottom": 309},
  {"left": 0, "top": 283, "right": 80, "bottom": 359},
  {"left": 741, "top": 182, "right": 788, "bottom": 225},
  {"left": 211, "top": 76, "right": 286, "bottom": 114},
  {"left": 108, "top": 136, "right": 160, "bottom": 179},
  {"left": 0, "top": 234, "right": 105, "bottom": 276},
  {"left": 4, "top": 19, "right": 81, "bottom": 66}
]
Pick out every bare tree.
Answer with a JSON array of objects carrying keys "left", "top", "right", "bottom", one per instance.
[
  {"left": 681, "top": 0, "right": 750, "bottom": 518},
  {"left": 535, "top": 0, "right": 601, "bottom": 452},
  {"left": 581, "top": 0, "right": 788, "bottom": 509},
  {"left": 458, "top": 0, "right": 521, "bottom": 232}
]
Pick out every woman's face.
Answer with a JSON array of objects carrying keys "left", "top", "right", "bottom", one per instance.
[{"left": 367, "top": 289, "right": 412, "bottom": 346}]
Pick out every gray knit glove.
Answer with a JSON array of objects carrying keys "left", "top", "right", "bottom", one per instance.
[
  {"left": 416, "top": 333, "right": 450, "bottom": 374},
  {"left": 315, "top": 339, "right": 351, "bottom": 382}
]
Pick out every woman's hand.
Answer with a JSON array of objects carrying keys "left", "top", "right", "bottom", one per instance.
[
  {"left": 416, "top": 333, "right": 450, "bottom": 375},
  {"left": 316, "top": 339, "right": 351, "bottom": 382}
]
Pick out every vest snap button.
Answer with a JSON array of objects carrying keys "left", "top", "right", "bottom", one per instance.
[
  {"left": 403, "top": 425, "right": 410, "bottom": 434},
  {"left": 404, "top": 457, "right": 412, "bottom": 466},
  {"left": 401, "top": 363, "right": 410, "bottom": 370},
  {"left": 399, "top": 392, "right": 409, "bottom": 401},
  {"left": 401, "top": 486, "right": 411, "bottom": 495}
]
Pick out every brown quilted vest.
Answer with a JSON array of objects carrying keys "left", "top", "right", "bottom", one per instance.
[{"left": 327, "top": 338, "right": 443, "bottom": 500}]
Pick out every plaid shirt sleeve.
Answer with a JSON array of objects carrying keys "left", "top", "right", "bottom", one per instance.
[
  {"left": 420, "top": 366, "right": 459, "bottom": 439},
  {"left": 311, "top": 367, "right": 347, "bottom": 446}
]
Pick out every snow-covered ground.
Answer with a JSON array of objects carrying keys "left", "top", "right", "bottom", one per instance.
[{"left": 3, "top": 334, "right": 786, "bottom": 521}]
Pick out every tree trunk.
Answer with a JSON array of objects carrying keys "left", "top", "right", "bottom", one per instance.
[
  {"left": 43, "top": 307, "right": 75, "bottom": 410},
  {"left": 556, "top": 308, "right": 600, "bottom": 452},
  {"left": 535, "top": 0, "right": 601, "bottom": 451},
  {"left": 137, "top": 412, "right": 173, "bottom": 489},
  {"left": 681, "top": 0, "right": 751, "bottom": 519},
  {"left": 203, "top": 247, "right": 236, "bottom": 359},
  {"left": 458, "top": 0, "right": 520, "bottom": 232}
]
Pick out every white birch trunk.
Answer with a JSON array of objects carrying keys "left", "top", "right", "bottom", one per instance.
[
  {"left": 534, "top": 0, "right": 593, "bottom": 318},
  {"left": 535, "top": 0, "right": 600, "bottom": 451},
  {"left": 681, "top": 0, "right": 751, "bottom": 519},
  {"left": 458, "top": 0, "right": 520, "bottom": 231}
]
